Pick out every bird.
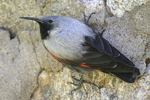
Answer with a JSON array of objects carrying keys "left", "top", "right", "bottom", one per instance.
[{"left": 20, "top": 13, "right": 140, "bottom": 93}]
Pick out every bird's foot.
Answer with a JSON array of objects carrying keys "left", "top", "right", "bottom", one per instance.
[
  {"left": 67, "top": 75, "right": 84, "bottom": 95},
  {"left": 83, "top": 12, "right": 95, "bottom": 25},
  {"left": 67, "top": 75, "right": 101, "bottom": 95}
]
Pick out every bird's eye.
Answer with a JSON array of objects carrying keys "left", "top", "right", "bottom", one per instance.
[{"left": 49, "top": 20, "right": 53, "bottom": 23}]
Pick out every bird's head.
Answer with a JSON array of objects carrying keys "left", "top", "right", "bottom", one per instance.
[{"left": 20, "top": 16, "right": 61, "bottom": 39}]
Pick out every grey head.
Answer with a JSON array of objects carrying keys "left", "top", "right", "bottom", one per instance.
[
  {"left": 20, "top": 16, "right": 62, "bottom": 39},
  {"left": 20, "top": 16, "right": 95, "bottom": 42}
]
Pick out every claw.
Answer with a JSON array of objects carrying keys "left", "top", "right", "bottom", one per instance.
[
  {"left": 83, "top": 12, "right": 95, "bottom": 25},
  {"left": 100, "top": 28, "right": 106, "bottom": 36},
  {"left": 67, "top": 75, "right": 84, "bottom": 95},
  {"left": 67, "top": 82, "right": 78, "bottom": 86},
  {"left": 67, "top": 75, "right": 102, "bottom": 95}
]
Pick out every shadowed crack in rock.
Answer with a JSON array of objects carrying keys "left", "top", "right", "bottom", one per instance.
[
  {"left": 145, "top": 58, "right": 150, "bottom": 67},
  {"left": 16, "top": 35, "right": 21, "bottom": 44},
  {"left": 0, "top": 27, "right": 16, "bottom": 39},
  {"left": 27, "top": 32, "right": 44, "bottom": 99},
  {"left": 30, "top": 69, "right": 44, "bottom": 99}
]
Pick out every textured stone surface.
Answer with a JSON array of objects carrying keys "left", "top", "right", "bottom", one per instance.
[
  {"left": 107, "top": 0, "right": 149, "bottom": 17},
  {"left": 0, "top": 0, "right": 149, "bottom": 100},
  {"left": 0, "top": 29, "right": 41, "bottom": 100}
]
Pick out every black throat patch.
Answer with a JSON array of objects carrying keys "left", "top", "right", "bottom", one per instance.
[{"left": 39, "top": 23, "right": 51, "bottom": 39}]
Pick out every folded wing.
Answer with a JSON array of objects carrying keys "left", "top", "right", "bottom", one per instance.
[{"left": 81, "top": 34, "right": 140, "bottom": 83}]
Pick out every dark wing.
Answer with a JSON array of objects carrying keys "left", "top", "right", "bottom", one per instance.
[
  {"left": 81, "top": 42, "right": 118, "bottom": 69},
  {"left": 84, "top": 34, "right": 134, "bottom": 67},
  {"left": 81, "top": 34, "right": 140, "bottom": 83}
]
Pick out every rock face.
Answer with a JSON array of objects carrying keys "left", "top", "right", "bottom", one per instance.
[
  {"left": 107, "top": 0, "right": 149, "bottom": 17},
  {"left": 0, "top": 0, "right": 150, "bottom": 100},
  {"left": 0, "top": 29, "right": 40, "bottom": 100}
]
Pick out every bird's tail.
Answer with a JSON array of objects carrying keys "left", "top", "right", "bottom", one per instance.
[
  {"left": 112, "top": 68, "right": 140, "bottom": 83},
  {"left": 102, "top": 62, "right": 140, "bottom": 83}
]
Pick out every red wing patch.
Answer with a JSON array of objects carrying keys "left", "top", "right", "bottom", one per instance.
[
  {"left": 49, "top": 51, "right": 70, "bottom": 65},
  {"left": 80, "top": 63, "right": 101, "bottom": 70}
]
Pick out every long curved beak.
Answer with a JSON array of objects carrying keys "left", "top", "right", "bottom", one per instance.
[{"left": 20, "top": 17, "right": 43, "bottom": 24}]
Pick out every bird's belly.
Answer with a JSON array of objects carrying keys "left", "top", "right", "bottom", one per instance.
[{"left": 43, "top": 40, "right": 82, "bottom": 61}]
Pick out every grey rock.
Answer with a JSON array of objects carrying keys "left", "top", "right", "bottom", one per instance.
[{"left": 0, "top": 0, "right": 149, "bottom": 100}]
